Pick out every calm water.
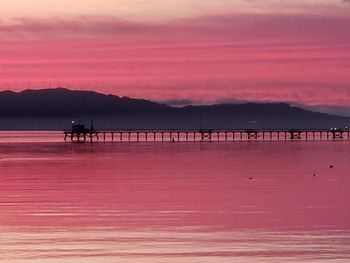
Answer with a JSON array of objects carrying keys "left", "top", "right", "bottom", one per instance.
[{"left": 0, "top": 132, "right": 349, "bottom": 263}]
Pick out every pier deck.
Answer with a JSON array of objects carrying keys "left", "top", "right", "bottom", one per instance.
[{"left": 63, "top": 129, "right": 350, "bottom": 142}]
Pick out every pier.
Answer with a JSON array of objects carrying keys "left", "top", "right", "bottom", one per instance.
[{"left": 64, "top": 128, "right": 350, "bottom": 142}]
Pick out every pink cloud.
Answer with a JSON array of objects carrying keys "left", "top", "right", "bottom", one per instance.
[
  {"left": 0, "top": 13, "right": 349, "bottom": 107},
  {"left": 1, "top": 13, "right": 350, "bottom": 42}
]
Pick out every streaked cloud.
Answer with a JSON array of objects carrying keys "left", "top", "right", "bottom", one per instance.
[
  {"left": 1, "top": 13, "right": 350, "bottom": 42},
  {"left": 0, "top": 0, "right": 349, "bottom": 23},
  {"left": 0, "top": 0, "right": 349, "bottom": 111}
]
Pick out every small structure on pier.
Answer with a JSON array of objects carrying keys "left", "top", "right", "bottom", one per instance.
[
  {"left": 330, "top": 128, "right": 344, "bottom": 139},
  {"left": 289, "top": 130, "right": 302, "bottom": 140},
  {"left": 71, "top": 124, "right": 87, "bottom": 133},
  {"left": 246, "top": 130, "right": 259, "bottom": 140},
  {"left": 200, "top": 129, "right": 213, "bottom": 141},
  {"left": 64, "top": 121, "right": 99, "bottom": 142}
]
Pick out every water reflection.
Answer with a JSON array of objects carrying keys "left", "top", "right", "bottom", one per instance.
[
  {"left": 0, "top": 133, "right": 349, "bottom": 262},
  {"left": 0, "top": 229, "right": 349, "bottom": 262}
]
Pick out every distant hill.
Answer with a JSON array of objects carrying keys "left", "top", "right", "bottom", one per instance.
[
  {"left": 0, "top": 88, "right": 349, "bottom": 130},
  {"left": 0, "top": 88, "right": 170, "bottom": 116}
]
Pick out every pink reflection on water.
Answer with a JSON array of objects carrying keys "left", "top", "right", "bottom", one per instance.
[{"left": 0, "top": 135, "right": 349, "bottom": 262}]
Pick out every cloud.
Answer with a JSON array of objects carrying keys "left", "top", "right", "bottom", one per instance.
[
  {"left": 0, "top": 17, "right": 161, "bottom": 40},
  {"left": 1, "top": 13, "right": 350, "bottom": 44},
  {"left": 1, "top": 0, "right": 348, "bottom": 23},
  {"left": 157, "top": 99, "right": 196, "bottom": 107},
  {"left": 301, "top": 104, "right": 350, "bottom": 117},
  {"left": 0, "top": 12, "right": 349, "bottom": 108}
]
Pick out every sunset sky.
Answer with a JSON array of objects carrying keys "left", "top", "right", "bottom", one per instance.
[{"left": 1, "top": 0, "right": 350, "bottom": 108}]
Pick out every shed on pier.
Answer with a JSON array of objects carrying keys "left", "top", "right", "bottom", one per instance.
[{"left": 72, "top": 124, "right": 88, "bottom": 133}]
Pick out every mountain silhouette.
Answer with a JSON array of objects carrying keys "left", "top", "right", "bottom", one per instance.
[
  {"left": 0, "top": 88, "right": 170, "bottom": 116},
  {"left": 0, "top": 88, "right": 349, "bottom": 130}
]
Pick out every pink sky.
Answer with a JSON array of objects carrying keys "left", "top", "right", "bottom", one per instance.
[{"left": 0, "top": 0, "right": 350, "bottom": 107}]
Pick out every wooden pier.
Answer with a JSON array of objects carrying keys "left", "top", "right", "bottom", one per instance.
[{"left": 64, "top": 128, "right": 350, "bottom": 143}]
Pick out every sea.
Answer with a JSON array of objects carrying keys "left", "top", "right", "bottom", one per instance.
[{"left": 0, "top": 131, "right": 349, "bottom": 263}]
